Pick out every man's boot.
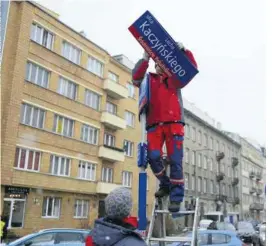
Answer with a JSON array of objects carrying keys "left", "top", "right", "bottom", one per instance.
[
  {"left": 168, "top": 201, "right": 181, "bottom": 213},
  {"left": 155, "top": 186, "right": 170, "bottom": 198}
]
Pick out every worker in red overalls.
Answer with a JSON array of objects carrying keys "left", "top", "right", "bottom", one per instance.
[{"left": 132, "top": 42, "right": 197, "bottom": 212}]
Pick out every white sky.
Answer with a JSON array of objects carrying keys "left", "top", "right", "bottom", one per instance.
[{"left": 38, "top": 0, "right": 266, "bottom": 145}]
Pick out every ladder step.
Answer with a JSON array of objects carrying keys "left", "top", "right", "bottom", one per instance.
[
  {"left": 155, "top": 209, "right": 195, "bottom": 214},
  {"left": 149, "top": 236, "right": 191, "bottom": 242}
]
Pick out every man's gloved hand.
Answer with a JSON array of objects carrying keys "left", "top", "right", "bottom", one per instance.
[
  {"left": 143, "top": 51, "right": 150, "bottom": 61},
  {"left": 176, "top": 42, "right": 185, "bottom": 51}
]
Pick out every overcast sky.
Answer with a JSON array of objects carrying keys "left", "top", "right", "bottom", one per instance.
[{"left": 38, "top": 0, "right": 266, "bottom": 145}]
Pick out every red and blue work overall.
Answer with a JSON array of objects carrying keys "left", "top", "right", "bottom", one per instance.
[{"left": 132, "top": 50, "right": 197, "bottom": 203}]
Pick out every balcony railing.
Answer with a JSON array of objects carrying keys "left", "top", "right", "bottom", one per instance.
[
  {"left": 233, "top": 197, "right": 240, "bottom": 205},
  {"left": 103, "top": 79, "right": 128, "bottom": 99},
  {"left": 249, "top": 171, "right": 255, "bottom": 179},
  {"left": 250, "top": 203, "right": 264, "bottom": 211},
  {"left": 98, "top": 145, "right": 125, "bottom": 162},
  {"left": 100, "top": 111, "right": 126, "bottom": 130},
  {"left": 216, "top": 172, "right": 225, "bottom": 182},
  {"left": 231, "top": 177, "right": 239, "bottom": 186},
  {"left": 256, "top": 189, "right": 263, "bottom": 196},
  {"left": 256, "top": 172, "right": 262, "bottom": 181},
  {"left": 250, "top": 187, "right": 257, "bottom": 194},
  {"left": 231, "top": 157, "right": 239, "bottom": 167},
  {"left": 216, "top": 152, "right": 225, "bottom": 161}
]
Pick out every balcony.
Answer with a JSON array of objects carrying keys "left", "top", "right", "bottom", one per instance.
[
  {"left": 216, "top": 152, "right": 225, "bottom": 161},
  {"left": 103, "top": 79, "right": 128, "bottom": 99},
  {"left": 250, "top": 203, "right": 264, "bottom": 211},
  {"left": 96, "top": 182, "right": 122, "bottom": 194},
  {"left": 101, "top": 111, "right": 126, "bottom": 130},
  {"left": 232, "top": 177, "right": 239, "bottom": 186},
  {"left": 256, "top": 189, "right": 263, "bottom": 196},
  {"left": 249, "top": 171, "right": 255, "bottom": 179},
  {"left": 215, "top": 195, "right": 226, "bottom": 202},
  {"left": 231, "top": 157, "right": 239, "bottom": 167},
  {"left": 250, "top": 187, "right": 257, "bottom": 194},
  {"left": 98, "top": 145, "right": 125, "bottom": 162},
  {"left": 216, "top": 172, "right": 225, "bottom": 182},
  {"left": 233, "top": 197, "right": 240, "bottom": 205},
  {"left": 256, "top": 172, "right": 262, "bottom": 181}
]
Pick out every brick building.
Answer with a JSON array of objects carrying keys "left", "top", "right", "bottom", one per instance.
[{"left": 1, "top": 1, "right": 156, "bottom": 236}]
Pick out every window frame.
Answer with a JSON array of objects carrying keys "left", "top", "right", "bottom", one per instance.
[
  {"left": 124, "top": 140, "right": 134, "bottom": 157},
  {"left": 42, "top": 197, "right": 61, "bottom": 218},
  {"left": 26, "top": 62, "right": 50, "bottom": 88},
  {"left": 14, "top": 147, "right": 41, "bottom": 172},
  {"left": 125, "top": 111, "right": 135, "bottom": 127},
  {"left": 122, "top": 171, "right": 132, "bottom": 188},
  {"left": 74, "top": 199, "right": 89, "bottom": 219},
  {"left": 104, "top": 133, "right": 115, "bottom": 147},
  {"left": 53, "top": 114, "right": 74, "bottom": 137},
  {"left": 101, "top": 167, "right": 113, "bottom": 183},
  {"left": 84, "top": 89, "right": 101, "bottom": 110},
  {"left": 62, "top": 40, "right": 81, "bottom": 64},
  {"left": 49, "top": 155, "right": 71, "bottom": 177},
  {"left": 127, "top": 83, "right": 135, "bottom": 98},
  {"left": 80, "top": 124, "right": 99, "bottom": 145},
  {"left": 31, "top": 23, "right": 54, "bottom": 50},
  {"left": 57, "top": 76, "right": 78, "bottom": 100},
  {"left": 77, "top": 161, "right": 96, "bottom": 181},
  {"left": 106, "top": 101, "right": 117, "bottom": 115},
  {"left": 87, "top": 56, "right": 104, "bottom": 77},
  {"left": 20, "top": 103, "right": 45, "bottom": 129}
]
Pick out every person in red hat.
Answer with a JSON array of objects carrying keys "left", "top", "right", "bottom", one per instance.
[{"left": 132, "top": 42, "right": 197, "bottom": 212}]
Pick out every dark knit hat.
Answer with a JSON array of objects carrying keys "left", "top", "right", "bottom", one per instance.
[{"left": 105, "top": 187, "right": 132, "bottom": 219}]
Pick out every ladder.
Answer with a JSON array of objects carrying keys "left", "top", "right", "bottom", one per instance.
[{"left": 146, "top": 197, "right": 200, "bottom": 246}]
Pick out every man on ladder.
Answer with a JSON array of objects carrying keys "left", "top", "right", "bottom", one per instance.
[{"left": 132, "top": 42, "right": 198, "bottom": 213}]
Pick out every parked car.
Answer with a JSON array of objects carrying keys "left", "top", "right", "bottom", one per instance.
[
  {"left": 6, "top": 228, "right": 92, "bottom": 246},
  {"left": 236, "top": 221, "right": 260, "bottom": 245},
  {"left": 156, "top": 230, "right": 246, "bottom": 246},
  {"left": 214, "top": 222, "right": 236, "bottom": 232},
  {"left": 258, "top": 223, "right": 266, "bottom": 246}
]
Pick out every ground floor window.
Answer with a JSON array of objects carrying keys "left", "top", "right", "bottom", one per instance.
[
  {"left": 3, "top": 199, "right": 26, "bottom": 228},
  {"left": 74, "top": 200, "right": 89, "bottom": 218},
  {"left": 42, "top": 197, "right": 61, "bottom": 218}
]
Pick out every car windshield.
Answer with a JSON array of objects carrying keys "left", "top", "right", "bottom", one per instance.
[
  {"left": 237, "top": 222, "right": 255, "bottom": 232},
  {"left": 216, "top": 222, "right": 236, "bottom": 231},
  {"left": 7, "top": 233, "right": 36, "bottom": 245}
]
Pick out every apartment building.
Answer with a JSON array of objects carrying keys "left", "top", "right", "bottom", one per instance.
[{"left": 1, "top": 1, "right": 156, "bottom": 235}]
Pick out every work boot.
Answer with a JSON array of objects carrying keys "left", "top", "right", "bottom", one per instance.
[
  {"left": 155, "top": 186, "right": 170, "bottom": 198},
  {"left": 168, "top": 201, "right": 181, "bottom": 213}
]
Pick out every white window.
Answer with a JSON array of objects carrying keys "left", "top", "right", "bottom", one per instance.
[
  {"left": 124, "top": 140, "right": 134, "bottom": 157},
  {"left": 87, "top": 56, "right": 103, "bottom": 77},
  {"left": 104, "top": 133, "right": 115, "bottom": 147},
  {"left": 221, "top": 163, "right": 225, "bottom": 173},
  {"left": 209, "top": 137, "right": 213, "bottom": 150},
  {"left": 207, "top": 179, "right": 210, "bottom": 193},
  {"left": 74, "top": 200, "right": 89, "bottom": 218},
  {"left": 191, "top": 151, "right": 195, "bottom": 165},
  {"left": 204, "top": 134, "right": 208, "bottom": 147},
  {"left": 198, "top": 177, "right": 202, "bottom": 192},
  {"left": 78, "top": 161, "right": 96, "bottom": 181},
  {"left": 127, "top": 83, "right": 135, "bottom": 98},
  {"left": 191, "top": 127, "right": 196, "bottom": 141},
  {"left": 85, "top": 89, "right": 100, "bottom": 110},
  {"left": 216, "top": 141, "right": 219, "bottom": 152},
  {"left": 203, "top": 155, "right": 207, "bottom": 169},
  {"left": 14, "top": 147, "right": 41, "bottom": 171},
  {"left": 53, "top": 114, "right": 74, "bottom": 137},
  {"left": 209, "top": 158, "right": 213, "bottom": 171},
  {"left": 122, "top": 171, "right": 132, "bottom": 187},
  {"left": 58, "top": 77, "right": 77, "bottom": 100},
  {"left": 101, "top": 167, "right": 113, "bottom": 183},
  {"left": 42, "top": 197, "right": 61, "bottom": 218},
  {"left": 125, "top": 111, "right": 135, "bottom": 127},
  {"left": 106, "top": 102, "right": 117, "bottom": 115},
  {"left": 185, "top": 148, "right": 189, "bottom": 163},
  {"left": 184, "top": 173, "right": 189, "bottom": 190},
  {"left": 108, "top": 71, "right": 119, "bottom": 82},
  {"left": 20, "top": 103, "right": 45, "bottom": 129},
  {"left": 62, "top": 41, "right": 81, "bottom": 64},
  {"left": 198, "top": 130, "right": 202, "bottom": 145},
  {"left": 191, "top": 176, "right": 195, "bottom": 191},
  {"left": 31, "top": 23, "right": 54, "bottom": 49},
  {"left": 26, "top": 62, "right": 50, "bottom": 88},
  {"left": 185, "top": 124, "right": 190, "bottom": 139},
  {"left": 210, "top": 180, "right": 214, "bottom": 193},
  {"left": 198, "top": 153, "right": 202, "bottom": 168},
  {"left": 222, "top": 184, "right": 226, "bottom": 194},
  {"left": 203, "top": 179, "right": 207, "bottom": 193},
  {"left": 49, "top": 155, "right": 70, "bottom": 177},
  {"left": 81, "top": 124, "right": 99, "bottom": 145}
]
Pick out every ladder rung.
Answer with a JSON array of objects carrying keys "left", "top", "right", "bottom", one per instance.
[
  {"left": 155, "top": 209, "right": 195, "bottom": 214},
  {"left": 150, "top": 236, "right": 191, "bottom": 242}
]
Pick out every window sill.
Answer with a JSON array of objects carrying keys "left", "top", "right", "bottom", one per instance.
[
  {"left": 42, "top": 216, "right": 60, "bottom": 219},
  {"left": 14, "top": 168, "right": 40, "bottom": 173},
  {"left": 73, "top": 217, "right": 88, "bottom": 219},
  {"left": 125, "top": 155, "right": 134, "bottom": 158},
  {"left": 25, "top": 79, "right": 49, "bottom": 90}
]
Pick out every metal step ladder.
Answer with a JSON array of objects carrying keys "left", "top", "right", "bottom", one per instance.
[{"left": 146, "top": 197, "right": 200, "bottom": 246}]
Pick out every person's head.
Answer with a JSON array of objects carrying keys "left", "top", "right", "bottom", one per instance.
[{"left": 105, "top": 187, "right": 132, "bottom": 220}]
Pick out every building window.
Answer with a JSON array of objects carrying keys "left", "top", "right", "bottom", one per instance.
[
  {"left": 106, "top": 102, "right": 117, "bottom": 115},
  {"left": 198, "top": 153, "right": 202, "bottom": 168},
  {"left": 74, "top": 200, "right": 89, "bottom": 218},
  {"left": 221, "top": 163, "right": 225, "bottom": 173},
  {"left": 122, "top": 171, "right": 132, "bottom": 187},
  {"left": 78, "top": 161, "right": 96, "bottom": 181},
  {"left": 53, "top": 114, "right": 74, "bottom": 137},
  {"left": 87, "top": 56, "right": 103, "bottom": 77},
  {"left": 80, "top": 124, "right": 98, "bottom": 145},
  {"left": 222, "top": 184, "right": 226, "bottom": 194},
  {"left": 185, "top": 173, "right": 189, "bottom": 190},
  {"left": 124, "top": 140, "right": 134, "bottom": 157},
  {"left": 31, "top": 23, "right": 54, "bottom": 49},
  {"left": 49, "top": 155, "right": 70, "bottom": 177},
  {"left": 204, "top": 134, "right": 208, "bottom": 147},
  {"left": 203, "top": 156, "right": 207, "bottom": 169},
  {"left": 108, "top": 71, "right": 119, "bottom": 82},
  {"left": 57, "top": 77, "right": 77, "bottom": 100},
  {"left": 191, "top": 175, "right": 195, "bottom": 191},
  {"left": 185, "top": 148, "right": 189, "bottom": 163},
  {"left": 198, "top": 177, "right": 202, "bottom": 192},
  {"left": 198, "top": 130, "right": 202, "bottom": 145},
  {"left": 216, "top": 141, "right": 219, "bottom": 152},
  {"left": 209, "top": 137, "right": 213, "bottom": 150},
  {"left": 203, "top": 178, "right": 207, "bottom": 193},
  {"left": 191, "top": 127, "right": 196, "bottom": 141},
  {"left": 210, "top": 180, "right": 214, "bottom": 193},
  {"left": 207, "top": 179, "right": 210, "bottom": 193},
  {"left": 42, "top": 197, "right": 61, "bottom": 218},
  {"left": 185, "top": 124, "right": 190, "bottom": 139},
  {"left": 104, "top": 133, "right": 115, "bottom": 147},
  {"left": 84, "top": 89, "right": 100, "bottom": 110},
  {"left": 127, "top": 83, "right": 135, "bottom": 98},
  {"left": 125, "top": 111, "right": 135, "bottom": 127},
  {"left": 101, "top": 167, "right": 113, "bottom": 183},
  {"left": 26, "top": 62, "right": 50, "bottom": 88},
  {"left": 209, "top": 158, "right": 213, "bottom": 171},
  {"left": 191, "top": 151, "right": 195, "bottom": 165},
  {"left": 62, "top": 41, "right": 81, "bottom": 64},
  {"left": 3, "top": 199, "right": 25, "bottom": 228},
  {"left": 20, "top": 103, "right": 45, "bottom": 129},
  {"left": 14, "top": 147, "right": 41, "bottom": 171}
]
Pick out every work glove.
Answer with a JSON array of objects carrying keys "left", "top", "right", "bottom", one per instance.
[
  {"left": 143, "top": 51, "right": 150, "bottom": 61},
  {"left": 176, "top": 42, "right": 185, "bottom": 51}
]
